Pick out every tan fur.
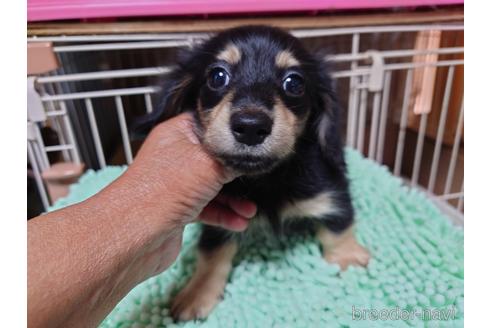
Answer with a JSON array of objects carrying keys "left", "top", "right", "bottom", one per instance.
[
  {"left": 275, "top": 50, "right": 300, "bottom": 68},
  {"left": 276, "top": 97, "right": 307, "bottom": 137},
  {"left": 266, "top": 97, "right": 307, "bottom": 158},
  {"left": 196, "top": 99, "right": 207, "bottom": 127},
  {"left": 216, "top": 44, "right": 242, "bottom": 64},
  {"left": 317, "top": 226, "right": 370, "bottom": 270},
  {"left": 171, "top": 242, "right": 238, "bottom": 321},
  {"left": 281, "top": 192, "right": 339, "bottom": 221},
  {"left": 202, "top": 92, "right": 236, "bottom": 153},
  {"left": 201, "top": 95, "right": 305, "bottom": 163},
  {"left": 209, "top": 93, "right": 232, "bottom": 123}
]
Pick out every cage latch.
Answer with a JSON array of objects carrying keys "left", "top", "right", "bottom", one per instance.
[{"left": 365, "top": 50, "right": 385, "bottom": 92}]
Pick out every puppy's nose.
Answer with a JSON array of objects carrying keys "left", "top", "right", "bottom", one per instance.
[{"left": 230, "top": 111, "right": 272, "bottom": 146}]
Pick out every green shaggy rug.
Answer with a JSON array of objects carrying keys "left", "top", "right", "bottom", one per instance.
[{"left": 50, "top": 149, "right": 464, "bottom": 328}]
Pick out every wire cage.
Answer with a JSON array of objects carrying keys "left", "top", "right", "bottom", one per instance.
[{"left": 27, "top": 21, "right": 464, "bottom": 223}]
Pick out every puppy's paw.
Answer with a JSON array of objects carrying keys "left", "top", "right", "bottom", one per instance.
[
  {"left": 323, "top": 240, "right": 370, "bottom": 270},
  {"left": 170, "top": 277, "right": 224, "bottom": 321}
]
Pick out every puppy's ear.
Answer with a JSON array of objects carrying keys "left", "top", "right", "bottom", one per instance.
[
  {"left": 312, "top": 59, "right": 346, "bottom": 169},
  {"left": 131, "top": 69, "right": 194, "bottom": 139}
]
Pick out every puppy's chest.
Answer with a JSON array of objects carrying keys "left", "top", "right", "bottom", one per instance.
[{"left": 223, "top": 175, "right": 339, "bottom": 228}]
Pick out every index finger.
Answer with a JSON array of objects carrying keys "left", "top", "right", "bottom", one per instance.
[{"left": 199, "top": 201, "right": 250, "bottom": 232}]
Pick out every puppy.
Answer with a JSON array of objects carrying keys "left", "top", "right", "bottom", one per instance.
[{"left": 134, "top": 25, "right": 370, "bottom": 321}]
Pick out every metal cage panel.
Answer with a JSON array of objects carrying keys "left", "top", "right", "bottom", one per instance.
[{"left": 27, "top": 23, "right": 464, "bottom": 222}]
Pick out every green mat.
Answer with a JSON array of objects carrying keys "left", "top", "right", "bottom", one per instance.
[{"left": 49, "top": 149, "right": 464, "bottom": 328}]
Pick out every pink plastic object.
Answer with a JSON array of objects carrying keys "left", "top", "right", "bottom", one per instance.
[
  {"left": 42, "top": 162, "right": 85, "bottom": 203},
  {"left": 28, "top": 0, "right": 463, "bottom": 22}
]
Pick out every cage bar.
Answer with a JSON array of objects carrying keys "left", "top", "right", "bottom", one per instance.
[
  {"left": 348, "top": 77, "right": 361, "bottom": 148},
  {"left": 41, "top": 87, "right": 160, "bottom": 102},
  {"left": 411, "top": 114, "right": 429, "bottom": 186},
  {"left": 376, "top": 71, "right": 392, "bottom": 163},
  {"left": 59, "top": 100, "right": 81, "bottom": 164},
  {"left": 329, "top": 47, "right": 464, "bottom": 62},
  {"left": 39, "top": 81, "right": 71, "bottom": 161},
  {"left": 438, "top": 192, "right": 465, "bottom": 201},
  {"left": 144, "top": 93, "right": 153, "bottom": 114},
  {"left": 44, "top": 144, "right": 75, "bottom": 152},
  {"left": 346, "top": 32, "right": 360, "bottom": 147},
  {"left": 32, "top": 141, "right": 46, "bottom": 174},
  {"left": 385, "top": 60, "right": 463, "bottom": 71},
  {"left": 33, "top": 122, "right": 50, "bottom": 170},
  {"left": 28, "top": 141, "right": 50, "bottom": 209},
  {"left": 45, "top": 110, "right": 66, "bottom": 117},
  {"left": 85, "top": 98, "right": 106, "bottom": 168},
  {"left": 427, "top": 66, "right": 455, "bottom": 192},
  {"left": 444, "top": 99, "right": 464, "bottom": 195},
  {"left": 368, "top": 90, "right": 382, "bottom": 159},
  {"left": 394, "top": 70, "right": 414, "bottom": 176},
  {"left": 457, "top": 182, "right": 464, "bottom": 211},
  {"left": 356, "top": 79, "right": 368, "bottom": 153},
  {"left": 37, "top": 67, "right": 172, "bottom": 84},
  {"left": 292, "top": 24, "right": 464, "bottom": 38},
  {"left": 115, "top": 96, "right": 133, "bottom": 164}
]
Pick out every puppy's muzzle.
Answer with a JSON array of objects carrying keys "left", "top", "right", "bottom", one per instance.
[{"left": 230, "top": 111, "right": 272, "bottom": 146}]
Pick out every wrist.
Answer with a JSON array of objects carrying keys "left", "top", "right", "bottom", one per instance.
[{"left": 83, "top": 176, "right": 179, "bottom": 244}]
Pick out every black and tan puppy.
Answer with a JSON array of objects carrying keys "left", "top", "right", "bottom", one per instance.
[{"left": 135, "top": 25, "right": 370, "bottom": 321}]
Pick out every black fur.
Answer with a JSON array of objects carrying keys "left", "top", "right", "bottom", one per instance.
[{"left": 133, "top": 25, "right": 354, "bottom": 251}]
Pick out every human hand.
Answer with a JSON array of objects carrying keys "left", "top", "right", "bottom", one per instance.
[
  {"left": 93, "top": 113, "right": 256, "bottom": 280},
  {"left": 200, "top": 193, "right": 257, "bottom": 231},
  {"left": 27, "top": 114, "right": 258, "bottom": 328},
  {"left": 113, "top": 113, "right": 256, "bottom": 230}
]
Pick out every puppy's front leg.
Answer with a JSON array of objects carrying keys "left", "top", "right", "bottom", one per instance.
[
  {"left": 317, "top": 210, "right": 370, "bottom": 270},
  {"left": 171, "top": 226, "right": 237, "bottom": 321}
]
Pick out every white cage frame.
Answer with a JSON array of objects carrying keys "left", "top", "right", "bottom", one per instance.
[{"left": 27, "top": 23, "right": 464, "bottom": 223}]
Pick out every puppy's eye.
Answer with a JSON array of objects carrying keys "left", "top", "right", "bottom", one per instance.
[
  {"left": 282, "top": 73, "right": 305, "bottom": 97},
  {"left": 208, "top": 67, "right": 230, "bottom": 90}
]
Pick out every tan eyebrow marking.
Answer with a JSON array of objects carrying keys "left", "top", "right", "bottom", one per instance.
[
  {"left": 216, "top": 44, "right": 242, "bottom": 64},
  {"left": 275, "top": 50, "right": 300, "bottom": 68}
]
